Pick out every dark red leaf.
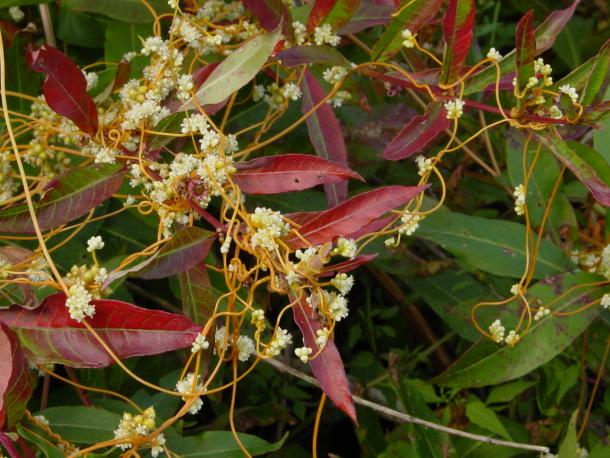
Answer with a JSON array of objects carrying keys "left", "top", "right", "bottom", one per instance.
[
  {"left": 243, "top": 0, "right": 294, "bottom": 40},
  {"left": 286, "top": 185, "right": 426, "bottom": 248},
  {"left": 307, "top": 0, "right": 337, "bottom": 31},
  {"left": 0, "top": 323, "right": 33, "bottom": 430},
  {"left": 534, "top": 0, "right": 580, "bottom": 53},
  {"left": 291, "top": 294, "right": 357, "bottom": 423},
  {"left": 0, "top": 163, "right": 124, "bottom": 234},
  {"left": 382, "top": 102, "right": 449, "bottom": 160},
  {"left": 234, "top": 154, "right": 363, "bottom": 194},
  {"left": 134, "top": 227, "right": 216, "bottom": 280},
  {"left": 0, "top": 294, "right": 201, "bottom": 368},
  {"left": 440, "top": 0, "right": 476, "bottom": 85},
  {"left": 316, "top": 0, "right": 361, "bottom": 31},
  {"left": 27, "top": 45, "right": 98, "bottom": 135},
  {"left": 321, "top": 254, "right": 378, "bottom": 276},
  {"left": 111, "top": 59, "right": 131, "bottom": 92},
  {"left": 338, "top": 0, "right": 393, "bottom": 34},
  {"left": 515, "top": 11, "right": 535, "bottom": 91},
  {"left": 301, "top": 70, "right": 349, "bottom": 207},
  {"left": 277, "top": 45, "right": 350, "bottom": 67}
]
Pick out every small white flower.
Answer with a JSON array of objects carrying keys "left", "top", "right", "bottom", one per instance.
[
  {"left": 601, "top": 293, "right": 610, "bottom": 309},
  {"left": 151, "top": 433, "right": 166, "bottom": 457},
  {"left": 384, "top": 237, "right": 396, "bottom": 247},
  {"left": 315, "top": 327, "right": 330, "bottom": 347},
  {"left": 295, "top": 346, "right": 313, "bottom": 363},
  {"left": 292, "top": 21, "right": 307, "bottom": 45},
  {"left": 534, "top": 58, "right": 552, "bottom": 76},
  {"left": 34, "top": 415, "right": 49, "bottom": 426},
  {"left": 489, "top": 319, "right": 505, "bottom": 343},
  {"left": 415, "top": 155, "right": 434, "bottom": 176},
  {"left": 313, "top": 24, "right": 340, "bottom": 47},
  {"left": 559, "top": 84, "right": 579, "bottom": 103},
  {"left": 220, "top": 236, "right": 232, "bottom": 254},
  {"left": 401, "top": 29, "right": 416, "bottom": 48},
  {"left": 399, "top": 211, "right": 421, "bottom": 236},
  {"left": 322, "top": 66, "right": 348, "bottom": 84},
  {"left": 176, "top": 373, "right": 204, "bottom": 414},
  {"left": 9, "top": 6, "right": 25, "bottom": 22},
  {"left": 526, "top": 76, "right": 539, "bottom": 89},
  {"left": 325, "top": 291, "right": 349, "bottom": 321},
  {"left": 486, "top": 48, "right": 502, "bottom": 61},
  {"left": 534, "top": 307, "right": 551, "bottom": 321},
  {"left": 264, "top": 327, "right": 292, "bottom": 357},
  {"left": 329, "top": 90, "right": 351, "bottom": 108},
  {"left": 86, "top": 235, "right": 105, "bottom": 252},
  {"left": 83, "top": 71, "right": 98, "bottom": 91},
  {"left": 513, "top": 184, "right": 526, "bottom": 216},
  {"left": 236, "top": 335, "right": 255, "bottom": 362},
  {"left": 281, "top": 82, "right": 302, "bottom": 101},
  {"left": 444, "top": 99, "right": 465, "bottom": 120},
  {"left": 510, "top": 283, "right": 520, "bottom": 296},
  {"left": 333, "top": 237, "right": 357, "bottom": 259},
  {"left": 66, "top": 283, "right": 95, "bottom": 322},
  {"left": 191, "top": 334, "right": 210, "bottom": 353},
  {"left": 331, "top": 273, "right": 354, "bottom": 295},
  {"left": 549, "top": 105, "right": 563, "bottom": 119},
  {"left": 285, "top": 268, "right": 300, "bottom": 286},
  {"left": 215, "top": 325, "right": 231, "bottom": 352},
  {"left": 168, "top": 0, "right": 179, "bottom": 8},
  {"left": 505, "top": 330, "right": 520, "bottom": 346}
]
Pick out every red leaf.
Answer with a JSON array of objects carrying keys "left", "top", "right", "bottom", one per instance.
[
  {"left": 301, "top": 70, "right": 349, "bottom": 207},
  {"left": 0, "top": 295, "right": 201, "bottom": 368},
  {"left": 0, "top": 163, "right": 124, "bottom": 234},
  {"left": 111, "top": 59, "right": 131, "bottom": 92},
  {"left": 316, "top": 0, "right": 361, "bottom": 31},
  {"left": 233, "top": 154, "right": 363, "bottom": 194},
  {"left": 383, "top": 102, "right": 449, "bottom": 160},
  {"left": 338, "top": 0, "right": 393, "bottom": 34},
  {"left": 0, "top": 323, "right": 33, "bottom": 430},
  {"left": 286, "top": 185, "right": 426, "bottom": 248},
  {"left": 440, "top": 0, "right": 475, "bottom": 85},
  {"left": 515, "top": 11, "right": 535, "bottom": 91},
  {"left": 27, "top": 45, "right": 98, "bottom": 135},
  {"left": 321, "top": 253, "right": 377, "bottom": 276},
  {"left": 291, "top": 294, "right": 357, "bottom": 423},
  {"left": 133, "top": 226, "right": 216, "bottom": 280},
  {"left": 307, "top": 0, "right": 337, "bottom": 31},
  {"left": 243, "top": 0, "right": 294, "bottom": 40},
  {"left": 534, "top": 0, "right": 580, "bottom": 53}
]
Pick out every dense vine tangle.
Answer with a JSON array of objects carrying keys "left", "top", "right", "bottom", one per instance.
[{"left": 0, "top": 1, "right": 608, "bottom": 457}]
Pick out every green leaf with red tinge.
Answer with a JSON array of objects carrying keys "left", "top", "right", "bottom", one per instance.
[
  {"left": 433, "top": 272, "right": 608, "bottom": 388},
  {"left": 286, "top": 185, "right": 426, "bottom": 248},
  {"left": 0, "top": 163, "right": 124, "bottom": 234},
  {"left": 515, "top": 10, "right": 536, "bottom": 92},
  {"left": 581, "top": 39, "right": 610, "bottom": 106},
  {"left": 464, "top": 1, "right": 579, "bottom": 94},
  {"left": 0, "top": 323, "right": 33, "bottom": 430},
  {"left": 234, "top": 154, "right": 363, "bottom": 194},
  {"left": 0, "top": 294, "right": 200, "bottom": 368},
  {"left": 27, "top": 45, "right": 99, "bottom": 135},
  {"left": 371, "top": 0, "right": 442, "bottom": 61},
  {"left": 133, "top": 226, "right": 215, "bottom": 280},
  {"left": 440, "top": 0, "right": 475, "bottom": 85},
  {"left": 291, "top": 294, "right": 357, "bottom": 423},
  {"left": 277, "top": 45, "right": 350, "bottom": 67},
  {"left": 382, "top": 102, "right": 449, "bottom": 160},
  {"left": 179, "top": 263, "right": 215, "bottom": 326},
  {"left": 301, "top": 70, "right": 349, "bottom": 207},
  {"left": 537, "top": 132, "right": 610, "bottom": 206},
  {"left": 319, "top": 0, "right": 360, "bottom": 31}
]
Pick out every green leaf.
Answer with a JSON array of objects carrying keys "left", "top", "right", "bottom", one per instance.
[
  {"left": 104, "top": 21, "right": 151, "bottom": 76},
  {"left": 179, "top": 263, "right": 216, "bottom": 325},
  {"left": 558, "top": 410, "right": 578, "bottom": 458},
  {"left": 582, "top": 39, "right": 610, "bottom": 105},
  {"left": 417, "top": 211, "right": 571, "bottom": 279},
  {"left": 180, "top": 28, "right": 281, "bottom": 110},
  {"left": 538, "top": 131, "right": 610, "bottom": 206},
  {"left": 320, "top": 0, "right": 360, "bottom": 31},
  {"left": 371, "top": 0, "right": 441, "bottom": 61},
  {"left": 432, "top": 272, "right": 608, "bottom": 388},
  {"left": 17, "top": 425, "right": 65, "bottom": 458},
  {"left": 57, "top": 9, "right": 106, "bottom": 48},
  {"left": 396, "top": 380, "right": 448, "bottom": 458},
  {"left": 487, "top": 380, "right": 536, "bottom": 404},
  {"left": 38, "top": 406, "right": 121, "bottom": 443},
  {"left": 167, "top": 430, "right": 287, "bottom": 457},
  {"left": 465, "top": 397, "right": 512, "bottom": 440},
  {"left": 5, "top": 35, "right": 42, "bottom": 113},
  {"left": 61, "top": 0, "right": 171, "bottom": 23}
]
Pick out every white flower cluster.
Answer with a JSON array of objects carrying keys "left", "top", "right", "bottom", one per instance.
[
  {"left": 331, "top": 273, "right": 354, "bottom": 295},
  {"left": 251, "top": 309, "right": 266, "bottom": 332},
  {"left": 65, "top": 283, "right": 95, "bottom": 322},
  {"left": 399, "top": 211, "right": 421, "bottom": 236},
  {"left": 9, "top": 6, "right": 24, "bottom": 22},
  {"left": 401, "top": 29, "right": 416, "bottom": 48},
  {"left": 83, "top": 71, "right": 98, "bottom": 91},
  {"left": 416, "top": 155, "right": 434, "bottom": 176},
  {"left": 505, "top": 330, "right": 520, "bottom": 346},
  {"left": 236, "top": 335, "right": 255, "bottom": 361},
  {"left": 444, "top": 99, "right": 465, "bottom": 120},
  {"left": 86, "top": 236, "right": 104, "bottom": 252},
  {"left": 513, "top": 184, "right": 526, "bottom": 215},
  {"left": 114, "top": 407, "right": 165, "bottom": 455},
  {"left": 315, "top": 327, "right": 330, "bottom": 347},
  {"left": 323, "top": 66, "right": 348, "bottom": 84},
  {"left": 559, "top": 84, "right": 579, "bottom": 103},
  {"left": 486, "top": 48, "right": 502, "bottom": 61},
  {"left": 313, "top": 24, "right": 340, "bottom": 46},
  {"left": 489, "top": 319, "right": 505, "bottom": 343},
  {"left": 332, "top": 237, "right": 357, "bottom": 259},
  {"left": 329, "top": 90, "right": 351, "bottom": 108},
  {"left": 176, "top": 372, "right": 205, "bottom": 414},
  {"left": 600, "top": 244, "right": 610, "bottom": 278},
  {"left": 510, "top": 283, "right": 521, "bottom": 296},
  {"left": 293, "top": 21, "right": 307, "bottom": 45},
  {"left": 534, "top": 307, "right": 551, "bottom": 321},
  {"left": 295, "top": 346, "right": 313, "bottom": 363},
  {"left": 0, "top": 154, "right": 16, "bottom": 204},
  {"left": 601, "top": 293, "right": 610, "bottom": 310},
  {"left": 253, "top": 82, "right": 302, "bottom": 109},
  {"left": 321, "top": 290, "right": 349, "bottom": 321},
  {"left": 249, "top": 207, "right": 291, "bottom": 252},
  {"left": 265, "top": 327, "right": 293, "bottom": 357},
  {"left": 191, "top": 333, "right": 210, "bottom": 353},
  {"left": 534, "top": 58, "right": 553, "bottom": 86}
]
